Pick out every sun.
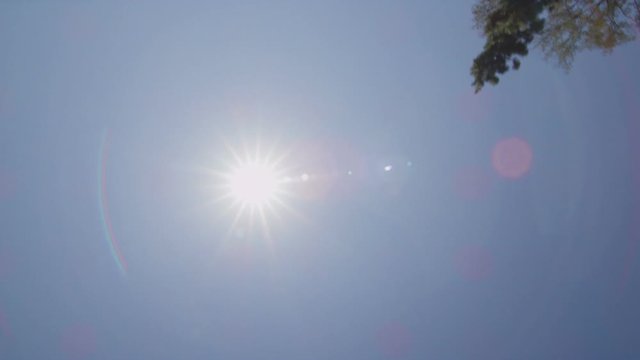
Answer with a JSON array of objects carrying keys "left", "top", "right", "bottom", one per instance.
[
  {"left": 227, "top": 161, "right": 280, "bottom": 206},
  {"left": 216, "top": 143, "right": 295, "bottom": 238}
]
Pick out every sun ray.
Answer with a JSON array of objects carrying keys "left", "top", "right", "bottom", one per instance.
[{"left": 227, "top": 202, "right": 247, "bottom": 235}]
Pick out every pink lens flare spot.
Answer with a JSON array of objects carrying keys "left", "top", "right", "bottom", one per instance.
[
  {"left": 453, "top": 165, "right": 493, "bottom": 200},
  {"left": 492, "top": 137, "right": 533, "bottom": 179},
  {"left": 454, "top": 245, "right": 494, "bottom": 280},
  {"left": 375, "top": 321, "right": 412, "bottom": 358},
  {"left": 60, "top": 324, "right": 97, "bottom": 360}
]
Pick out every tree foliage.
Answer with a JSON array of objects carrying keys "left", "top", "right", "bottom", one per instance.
[{"left": 471, "top": 0, "right": 640, "bottom": 92}]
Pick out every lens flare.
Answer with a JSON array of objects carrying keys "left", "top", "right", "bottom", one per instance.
[{"left": 99, "top": 131, "right": 128, "bottom": 275}]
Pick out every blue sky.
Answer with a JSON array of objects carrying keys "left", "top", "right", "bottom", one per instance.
[{"left": 1, "top": 1, "right": 639, "bottom": 359}]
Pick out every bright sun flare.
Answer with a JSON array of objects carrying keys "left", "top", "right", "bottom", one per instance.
[
  {"left": 228, "top": 162, "right": 279, "bottom": 206},
  {"left": 217, "top": 144, "right": 296, "bottom": 238}
]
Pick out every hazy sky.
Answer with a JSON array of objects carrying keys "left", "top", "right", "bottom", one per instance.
[{"left": 1, "top": 1, "right": 639, "bottom": 359}]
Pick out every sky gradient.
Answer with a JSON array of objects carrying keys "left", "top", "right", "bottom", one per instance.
[{"left": 1, "top": 1, "right": 639, "bottom": 359}]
